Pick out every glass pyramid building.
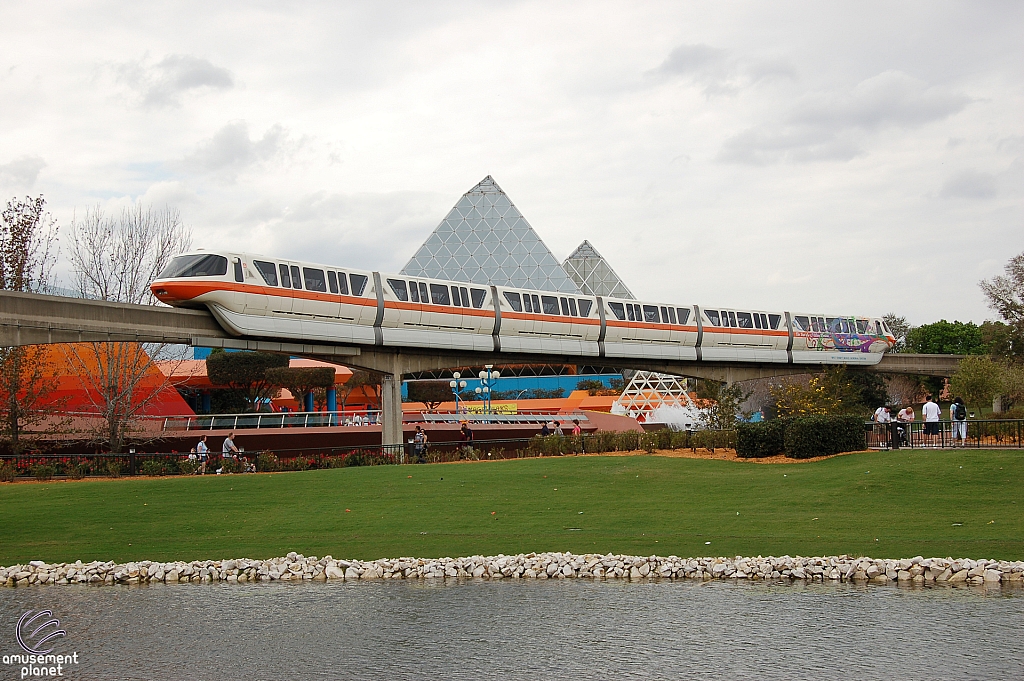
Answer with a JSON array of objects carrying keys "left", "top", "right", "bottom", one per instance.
[
  {"left": 561, "top": 240, "right": 636, "bottom": 300},
  {"left": 400, "top": 176, "right": 581, "bottom": 294}
]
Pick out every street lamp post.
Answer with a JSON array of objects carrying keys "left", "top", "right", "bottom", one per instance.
[
  {"left": 474, "top": 365, "right": 500, "bottom": 417},
  {"left": 449, "top": 372, "right": 468, "bottom": 414}
]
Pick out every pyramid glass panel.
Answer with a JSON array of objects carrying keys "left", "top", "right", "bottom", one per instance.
[
  {"left": 561, "top": 240, "right": 636, "bottom": 299},
  {"left": 401, "top": 176, "right": 580, "bottom": 293}
]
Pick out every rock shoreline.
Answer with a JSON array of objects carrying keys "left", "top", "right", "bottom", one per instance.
[{"left": 4, "top": 553, "right": 1023, "bottom": 587}]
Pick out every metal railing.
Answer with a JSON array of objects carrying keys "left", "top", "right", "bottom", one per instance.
[
  {"left": 415, "top": 410, "right": 590, "bottom": 425},
  {"left": 866, "top": 419, "right": 1024, "bottom": 449},
  {"left": 162, "top": 410, "right": 382, "bottom": 431}
]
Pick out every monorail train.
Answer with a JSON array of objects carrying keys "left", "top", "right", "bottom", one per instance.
[{"left": 150, "top": 251, "right": 895, "bottom": 364}]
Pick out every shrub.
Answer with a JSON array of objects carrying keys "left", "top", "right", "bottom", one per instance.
[
  {"left": 991, "top": 406, "right": 1024, "bottom": 420},
  {"left": 220, "top": 456, "right": 245, "bottom": 474},
  {"left": 32, "top": 464, "right": 56, "bottom": 481},
  {"left": 736, "top": 420, "right": 786, "bottom": 458},
  {"left": 0, "top": 461, "right": 16, "bottom": 482},
  {"left": 177, "top": 458, "right": 201, "bottom": 475},
  {"left": 68, "top": 462, "right": 89, "bottom": 479},
  {"left": 105, "top": 460, "right": 124, "bottom": 478},
  {"left": 140, "top": 459, "right": 175, "bottom": 476},
  {"left": 256, "top": 451, "right": 280, "bottom": 472},
  {"left": 784, "top": 415, "right": 865, "bottom": 459}
]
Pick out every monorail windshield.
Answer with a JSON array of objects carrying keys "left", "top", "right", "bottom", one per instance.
[{"left": 159, "top": 254, "right": 228, "bottom": 279}]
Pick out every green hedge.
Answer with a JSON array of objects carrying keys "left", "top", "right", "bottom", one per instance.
[
  {"left": 735, "top": 420, "right": 785, "bottom": 458},
  {"left": 736, "top": 415, "right": 866, "bottom": 459}
]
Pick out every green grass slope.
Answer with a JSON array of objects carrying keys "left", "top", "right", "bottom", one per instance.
[{"left": 1, "top": 450, "right": 1022, "bottom": 564}]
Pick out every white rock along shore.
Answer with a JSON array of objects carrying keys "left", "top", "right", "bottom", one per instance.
[{"left": 3, "top": 553, "right": 1023, "bottom": 587}]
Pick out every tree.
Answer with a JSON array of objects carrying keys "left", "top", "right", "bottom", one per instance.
[
  {"left": 883, "top": 375, "right": 923, "bottom": 406},
  {"left": 695, "top": 380, "right": 750, "bottom": 428},
  {"left": 948, "top": 356, "right": 1004, "bottom": 413},
  {"left": 882, "top": 314, "right": 911, "bottom": 353},
  {"left": 62, "top": 203, "right": 192, "bottom": 451},
  {"left": 338, "top": 369, "right": 382, "bottom": 411},
  {"left": 980, "top": 320, "right": 1024, "bottom": 363},
  {"left": 905, "top": 320, "right": 988, "bottom": 355},
  {"left": 980, "top": 251, "right": 1024, "bottom": 331},
  {"left": 406, "top": 380, "right": 453, "bottom": 411},
  {"left": 206, "top": 351, "right": 289, "bottom": 411},
  {"left": 0, "top": 196, "right": 64, "bottom": 452},
  {"left": 770, "top": 376, "right": 841, "bottom": 417},
  {"left": 265, "top": 366, "right": 336, "bottom": 411}
]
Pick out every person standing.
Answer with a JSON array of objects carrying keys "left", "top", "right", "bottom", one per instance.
[
  {"left": 220, "top": 432, "right": 240, "bottom": 473},
  {"left": 873, "top": 406, "right": 892, "bottom": 449},
  {"left": 950, "top": 397, "right": 968, "bottom": 447},
  {"left": 922, "top": 395, "right": 942, "bottom": 447},
  {"left": 896, "top": 406, "right": 915, "bottom": 448},
  {"left": 571, "top": 419, "right": 582, "bottom": 436},
  {"left": 413, "top": 425, "right": 428, "bottom": 463},
  {"left": 459, "top": 421, "right": 474, "bottom": 460},
  {"left": 196, "top": 435, "right": 209, "bottom": 474},
  {"left": 553, "top": 421, "right": 564, "bottom": 436}
]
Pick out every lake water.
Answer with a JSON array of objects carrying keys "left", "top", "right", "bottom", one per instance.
[{"left": 2, "top": 580, "right": 1022, "bottom": 680}]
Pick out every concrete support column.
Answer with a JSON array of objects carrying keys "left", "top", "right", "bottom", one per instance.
[{"left": 380, "top": 355, "right": 405, "bottom": 455}]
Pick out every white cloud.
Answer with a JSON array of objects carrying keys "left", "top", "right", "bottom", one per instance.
[
  {"left": 116, "top": 54, "right": 234, "bottom": 107},
  {"left": 720, "top": 71, "right": 970, "bottom": 164},
  {"left": 940, "top": 170, "right": 997, "bottom": 199},
  {"left": 0, "top": 155, "right": 46, "bottom": 190},
  {"left": 182, "top": 121, "right": 290, "bottom": 175},
  {"left": 649, "top": 43, "right": 795, "bottom": 95}
]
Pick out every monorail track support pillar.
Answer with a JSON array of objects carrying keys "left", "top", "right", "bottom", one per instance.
[{"left": 380, "top": 354, "right": 406, "bottom": 461}]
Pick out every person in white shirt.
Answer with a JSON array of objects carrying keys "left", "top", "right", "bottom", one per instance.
[
  {"left": 922, "top": 395, "right": 941, "bottom": 446},
  {"left": 895, "top": 406, "right": 915, "bottom": 447}
]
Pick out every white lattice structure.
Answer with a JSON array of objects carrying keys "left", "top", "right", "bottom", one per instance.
[
  {"left": 401, "top": 176, "right": 580, "bottom": 294},
  {"left": 611, "top": 372, "right": 702, "bottom": 429}
]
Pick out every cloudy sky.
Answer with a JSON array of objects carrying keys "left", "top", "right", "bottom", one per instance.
[{"left": 2, "top": 1, "right": 1021, "bottom": 324}]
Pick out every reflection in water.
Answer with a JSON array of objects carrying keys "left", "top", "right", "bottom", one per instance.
[{"left": 2, "top": 580, "right": 1022, "bottom": 680}]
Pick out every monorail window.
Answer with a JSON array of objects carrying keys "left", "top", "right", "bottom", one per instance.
[
  {"left": 753, "top": 313, "right": 762, "bottom": 329},
  {"left": 158, "top": 254, "right": 228, "bottom": 278},
  {"left": 409, "top": 281, "right": 419, "bottom": 302},
  {"left": 768, "top": 314, "right": 781, "bottom": 329},
  {"left": 350, "top": 274, "right": 368, "bottom": 296},
  {"left": 737, "top": 312, "right": 753, "bottom": 329},
  {"left": 471, "top": 289, "right": 486, "bottom": 308},
  {"left": 254, "top": 260, "right": 278, "bottom": 286},
  {"left": 560, "top": 297, "right": 570, "bottom": 315},
  {"left": 660, "top": 306, "right": 669, "bottom": 323},
  {"left": 542, "top": 295, "right": 560, "bottom": 315},
  {"left": 522, "top": 293, "right": 532, "bottom": 313},
  {"left": 451, "top": 286, "right": 462, "bottom": 306},
  {"left": 666, "top": 307, "right": 677, "bottom": 324},
  {"left": 531, "top": 295, "right": 540, "bottom": 313},
  {"left": 568, "top": 298, "right": 578, "bottom": 316},
  {"left": 328, "top": 271, "right": 338, "bottom": 294},
  {"left": 279, "top": 264, "right": 291, "bottom": 288},
  {"left": 840, "top": 319, "right": 851, "bottom": 333},
  {"left": 608, "top": 302, "right": 626, "bottom": 320},
  {"left": 578, "top": 299, "right": 592, "bottom": 317},
  {"left": 503, "top": 292, "right": 523, "bottom": 311},
  {"left": 461, "top": 287, "right": 470, "bottom": 308},
  {"left": 626, "top": 304, "right": 635, "bottom": 322},
  {"left": 303, "top": 268, "right": 327, "bottom": 292},
  {"left": 388, "top": 279, "right": 408, "bottom": 301},
  {"left": 290, "top": 266, "right": 302, "bottom": 289},
  {"left": 793, "top": 316, "right": 809, "bottom": 331},
  {"left": 643, "top": 305, "right": 660, "bottom": 323},
  {"left": 233, "top": 259, "right": 244, "bottom": 282},
  {"left": 336, "top": 272, "right": 349, "bottom": 295},
  {"left": 677, "top": 308, "right": 690, "bottom": 325},
  {"left": 430, "top": 283, "right": 450, "bottom": 305},
  {"left": 856, "top": 320, "right": 868, "bottom": 334},
  {"left": 705, "top": 310, "right": 720, "bottom": 326}
]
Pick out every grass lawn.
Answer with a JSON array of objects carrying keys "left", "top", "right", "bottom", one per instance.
[{"left": 1, "top": 449, "right": 1022, "bottom": 565}]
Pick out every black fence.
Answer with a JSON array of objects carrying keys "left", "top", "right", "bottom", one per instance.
[
  {"left": 866, "top": 419, "right": 1024, "bottom": 450},
  {"left": 0, "top": 429, "right": 738, "bottom": 479}
]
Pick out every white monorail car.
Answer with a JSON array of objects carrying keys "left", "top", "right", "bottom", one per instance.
[{"left": 150, "top": 251, "right": 895, "bottom": 365}]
